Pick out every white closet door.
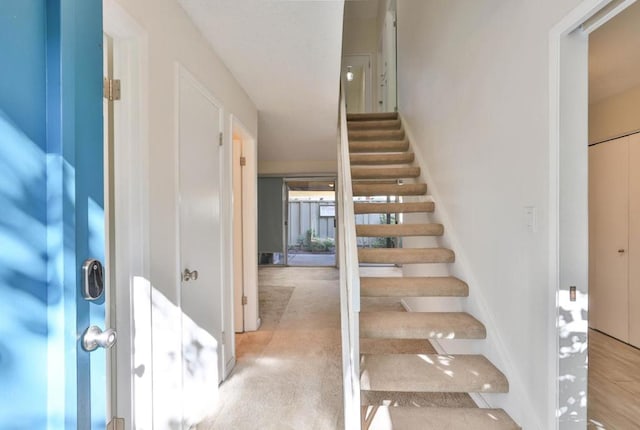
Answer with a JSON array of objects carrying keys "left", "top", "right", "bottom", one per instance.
[
  {"left": 589, "top": 136, "right": 629, "bottom": 342},
  {"left": 177, "top": 67, "right": 224, "bottom": 423},
  {"left": 629, "top": 133, "right": 640, "bottom": 347}
]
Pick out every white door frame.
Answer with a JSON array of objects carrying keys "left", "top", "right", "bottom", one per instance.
[
  {"left": 549, "top": 0, "right": 636, "bottom": 428},
  {"left": 230, "top": 115, "right": 259, "bottom": 335},
  {"left": 103, "top": 0, "right": 152, "bottom": 428}
]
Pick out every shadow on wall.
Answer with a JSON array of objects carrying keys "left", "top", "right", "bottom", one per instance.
[
  {"left": 0, "top": 111, "right": 49, "bottom": 427},
  {"left": 558, "top": 290, "right": 588, "bottom": 420},
  {"left": 150, "top": 283, "right": 221, "bottom": 429},
  {"left": 0, "top": 109, "right": 107, "bottom": 427}
]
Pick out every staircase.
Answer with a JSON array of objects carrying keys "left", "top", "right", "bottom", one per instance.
[{"left": 345, "top": 112, "right": 520, "bottom": 429}]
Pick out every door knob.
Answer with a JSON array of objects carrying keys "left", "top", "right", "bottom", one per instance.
[
  {"left": 618, "top": 249, "right": 626, "bottom": 253},
  {"left": 182, "top": 268, "right": 199, "bottom": 282},
  {"left": 82, "top": 325, "right": 117, "bottom": 352}
]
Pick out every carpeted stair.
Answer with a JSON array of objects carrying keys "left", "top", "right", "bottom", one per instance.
[{"left": 347, "top": 112, "right": 520, "bottom": 429}]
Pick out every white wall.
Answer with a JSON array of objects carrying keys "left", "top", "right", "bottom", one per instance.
[
  {"left": 396, "top": 1, "right": 582, "bottom": 428},
  {"left": 258, "top": 160, "right": 337, "bottom": 176},
  {"left": 590, "top": 83, "right": 640, "bottom": 144},
  {"left": 112, "top": 0, "right": 257, "bottom": 427},
  {"left": 343, "top": 16, "right": 378, "bottom": 57}
]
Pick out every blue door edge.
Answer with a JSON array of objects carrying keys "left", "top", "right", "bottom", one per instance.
[{"left": 45, "top": 0, "right": 106, "bottom": 428}]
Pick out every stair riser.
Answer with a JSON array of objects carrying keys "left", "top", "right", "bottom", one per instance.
[
  {"left": 353, "top": 202, "right": 435, "bottom": 214},
  {"left": 352, "top": 184, "right": 427, "bottom": 197},
  {"left": 351, "top": 167, "right": 421, "bottom": 180},
  {"left": 360, "top": 312, "right": 486, "bottom": 340},
  {"left": 358, "top": 249, "right": 455, "bottom": 264},
  {"left": 349, "top": 130, "right": 405, "bottom": 141},
  {"left": 361, "top": 285, "right": 468, "bottom": 297},
  {"left": 348, "top": 119, "right": 401, "bottom": 130},
  {"left": 356, "top": 224, "right": 443, "bottom": 237},
  {"left": 360, "top": 354, "right": 509, "bottom": 393},
  {"left": 363, "top": 407, "right": 521, "bottom": 430},
  {"left": 349, "top": 141, "right": 409, "bottom": 153},
  {"left": 347, "top": 112, "right": 398, "bottom": 121},
  {"left": 350, "top": 153, "right": 415, "bottom": 165},
  {"left": 360, "top": 277, "right": 469, "bottom": 297}
]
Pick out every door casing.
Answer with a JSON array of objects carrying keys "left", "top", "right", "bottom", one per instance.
[
  {"left": 550, "top": 0, "right": 637, "bottom": 427},
  {"left": 103, "top": 0, "right": 152, "bottom": 428}
]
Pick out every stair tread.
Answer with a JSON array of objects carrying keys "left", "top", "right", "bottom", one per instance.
[
  {"left": 347, "top": 112, "right": 398, "bottom": 121},
  {"left": 359, "top": 248, "right": 455, "bottom": 264},
  {"left": 363, "top": 406, "right": 520, "bottom": 430},
  {"left": 353, "top": 202, "right": 434, "bottom": 214},
  {"left": 360, "top": 311, "right": 486, "bottom": 339},
  {"left": 349, "top": 140, "right": 409, "bottom": 153},
  {"left": 351, "top": 166, "right": 420, "bottom": 180},
  {"left": 349, "top": 129, "right": 405, "bottom": 141},
  {"left": 360, "top": 276, "right": 468, "bottom": 297},
  {"left": 356, "top": 223, "right": 443, "bottom": 237},
  {"left": 351, "top": 152, "right": 415, "bottom": 165},
  {"left": 360, "top": 354, "right": 509, "bottom": 393},
  {"left": 347, "top": 119, "right": 401, "bottom": 130},
  {"left": 352, "top": 183, "right": 427, "bottom": 197}
]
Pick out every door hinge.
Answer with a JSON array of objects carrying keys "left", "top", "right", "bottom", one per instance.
[
  {"left": 242, "top": 295, "right": 248, "bottom": 305},
  {"left": 103, "top": 78, "right": 121, "bottom": 101},
  {"left": 240, "top": 156, "right": 246, "bottom": 166},
  {"left": 219, "top": 132, "right": 223, "bottom": 146},
  {"left": 107, "top": 418, "right": 125, "bottom": 430},
  {"left": 222, "top": 331, "right": 226, "bottom": 345},
  {"left": 393, "top": 20, "right": 397, "bottom": 28}
]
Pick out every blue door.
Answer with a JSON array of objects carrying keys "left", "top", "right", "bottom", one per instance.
[{"left": 0, "top": 1, "right": 106, "bottom": 428}]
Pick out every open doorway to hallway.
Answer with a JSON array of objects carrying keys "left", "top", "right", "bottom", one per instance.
[
  {"left": 587, "top": 2, "right": 640, "bottom": 427},
  {"left": 231, "top": 117, "right": 259, "bottom": 335},
  {"left": 342, "top": 0, "right": 398, "bottom": 114},
  {"left": 199, "top": 267, "right": 345, "bottom": 428},
  {"left": 285, "top": 178, "right": 337, "bottom": 267}
]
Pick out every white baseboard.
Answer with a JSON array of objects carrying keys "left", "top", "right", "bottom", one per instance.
[{"left": 224, "top": 357, "right": 236, "bottom": 380}]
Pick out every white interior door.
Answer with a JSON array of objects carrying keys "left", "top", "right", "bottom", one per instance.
[
  {"left": 629, "top": 133, "right": 640, "bottom": 347},
  {"left": 589, "top": 136, "right": 629, "bottom": 342},
  {"left": 177, "top": 67, "right": 224, "bottom": 422},
  {"left": 383, "top": 8, "right": 397, "bottom": 112},
  {"left": 233, "top": 138, "right": 244, "bottom": 332}
]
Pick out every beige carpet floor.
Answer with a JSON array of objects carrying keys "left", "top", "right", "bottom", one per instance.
[
  {"left": 197, "top": 267, "right": 344, "bottom": 430},
  {"left": 197, "top": 266, "right": 473, "bottom": 430}
]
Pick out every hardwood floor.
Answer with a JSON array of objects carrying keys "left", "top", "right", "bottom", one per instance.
[{"left": 588, "top": 328, "right": 640, "bottom": 429}]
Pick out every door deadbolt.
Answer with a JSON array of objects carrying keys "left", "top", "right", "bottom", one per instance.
[{"left": 82, "top": 258, "right": 104, "bottom": 300}]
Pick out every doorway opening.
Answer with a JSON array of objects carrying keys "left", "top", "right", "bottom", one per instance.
[
  {"left": 341, "top": 0, "right": 398, "bottom": 114},
  {"left": 285, "top": 178, "right": 337, "bottom": 267},
  {"left": 552, "top": 0, "right": 640, "bottom": 427},
  {"left": 231, "top": 117, "right": 259, "bottom": 334},
  {"left": 587, "top": 2, "right": 640, "bottom": 427},
  {"left": 343, "top": 54, "right": 372, "bottom": 114}
]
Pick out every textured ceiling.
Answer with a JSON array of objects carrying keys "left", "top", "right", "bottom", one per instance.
[
  {"left": 178, "top": 0, "right": 345, "bottom": 162},
  {"left": 590, "top": 1, "right": 640, "bottom": 104}
]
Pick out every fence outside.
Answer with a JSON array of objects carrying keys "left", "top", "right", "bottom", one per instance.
[{"left": 288, "top": 200, "right": 391, "bottom": 248}]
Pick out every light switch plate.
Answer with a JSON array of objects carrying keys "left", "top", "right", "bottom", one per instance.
[{"left": 524, "top": 206, "right": 537, "bottom": 233}]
